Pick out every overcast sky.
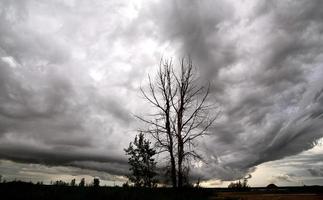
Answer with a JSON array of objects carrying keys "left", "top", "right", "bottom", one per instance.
[{"left": 1, "top": 0, "right": 323, "bottom": 187}]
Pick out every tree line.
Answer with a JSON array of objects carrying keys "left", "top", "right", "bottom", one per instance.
[
  {"left": 0, "top": 176, "right": 100, "bottom": 187},
  {"left": 51, "top": 178, "right": 99, "bottom": 187}
]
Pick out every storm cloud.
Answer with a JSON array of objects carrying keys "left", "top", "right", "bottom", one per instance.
[{"left": 0, "top": 0, "right": 323, "bottom": 184}]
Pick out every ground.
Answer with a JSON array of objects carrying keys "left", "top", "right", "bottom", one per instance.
[
  {"left": 215, "top": 192, "right": 323, "bottom": 200},
  {"left": 0, "top": 182, "right": 322, "bottom": 200}
]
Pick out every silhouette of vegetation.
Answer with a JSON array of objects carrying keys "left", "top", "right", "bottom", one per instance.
[
  {"left": 54, "top": 180, "right": 69, "bottom": 186},
  {"left": 137, "top": 57, "right": 218, "bottom": 187},
  {"left": 228, "top": 177, "right": 250, "bottom": 191},
  {"left": 125, "top": 132, "right": 158, "bottom": 187},
  {"left": 1, "top": 180, "right": 323, "bottom": 200},
  {"left": 70, "top": 178, "right": 76, "bottom": 186},
  {"left": 122, "top": 181, "right": 130, "bottom": 188},
  {"left": 79, "top": 178, "right": 85, "bottom": 187},
  {"left": 92, "top": 178, "right": 100, "bottom": 187},
  {"left": 36, "top": 181, "right": 44, "bottom": 185},
  {"left": 0, "top": 180, "right": 215, "bottom": 200}
]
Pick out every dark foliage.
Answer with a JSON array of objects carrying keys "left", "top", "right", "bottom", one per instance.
[
  {"left": 92, "top": 178, "right": 100, "bottom": 187},
  {"left": 70, "top": 179, "right": 76, "bottom": 187},
  {"left": 54, "top": 180, "right": 69, "bottom": 186},
  {"left": 1, "top": 181, "right": 323, "bottom": 200},
  {"left": 0, "top": 182, "right": 214, "bottom": 200},
  {"left": 125, "top": 132, "right": 158, "bottom": 187},
  {"left": 228, "top": 178, "right": 250, "bottom": 191},
  {"left": 79, "top": 178, "right": 85, "bottom": 187}
]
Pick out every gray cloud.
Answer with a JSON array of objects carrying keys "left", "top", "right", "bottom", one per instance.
[
  {"left": 308, "top": 168, "right": 323, "bottom": 177},
  {"left": 0, "top": 0, "right": 137, "bottom": 179},
  {"left": 0, "top": 160, "right": 127, "bottom": 184},
  {"left": 145, "top": 0, "right": 323, "bottom": 181},
  {"left": 269, "top": 174, "right": 296, "bottom": 184},
  {"left": 0, "top": 0, "right": 323, "bottom": 184}
]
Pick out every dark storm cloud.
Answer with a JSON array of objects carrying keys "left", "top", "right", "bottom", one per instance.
[
  {"left": 148, "top": 0, "right": 236, "bottom": 88},
  {"left": 0, "top": 160, "right": 127, "bottom": 184},
  {"left": 1, "top": 0, "right": 323, "bottom": 184},
  {"left": 0, "top": 0, "right": 135, "bottom": 178},
  {"left": 146, "top": 0, "right": 323, "bottom": 181}
]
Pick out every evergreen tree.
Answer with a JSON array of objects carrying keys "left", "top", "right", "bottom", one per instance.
[{"left": 124, "top": 132, "right": 157, "bottom": 187}]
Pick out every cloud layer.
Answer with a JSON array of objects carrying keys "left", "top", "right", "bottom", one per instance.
[{"left": 0, "top": 0, "right": 323, "bottom": 183}]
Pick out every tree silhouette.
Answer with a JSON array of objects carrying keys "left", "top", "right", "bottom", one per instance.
[
  {"left": 92, "top": 178, "right": 100, "bottom": 187},
  {"left": 228, "top": 178, "right": 250, "bottom": 191},
  {"left": 70, "top": 179, "right": 76, "bottom": 186},
  {"left": 124, "top": 132, "right": 157, "bottom": 187},
  {"left": 138, "top": 58, "right": 217, "bottom": 187},
  {"left": 54, "top": 180, "right": 68, "bottom": 186},
  {"left": 79, "top": 178, "right": 85, "bottom": 187}
]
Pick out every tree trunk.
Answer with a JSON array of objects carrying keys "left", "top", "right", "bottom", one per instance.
[
  {"left": 177, "top": 97, "right": 184, "bottom": 188},
  {"left": 169, "top": 148, "right": 177, "bottom": 188},
  {"left": 177, "top": 140, "right": 183, "bottom": 188},
  {"left": 138, "top": 58, "right": 216, "bottom": 188},
  {"left": 166, "top": 102, "right": 177, "bottom": 188}
]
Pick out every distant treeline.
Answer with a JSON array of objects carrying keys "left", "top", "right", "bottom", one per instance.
[
  {"left": 1, "top": 181, "right": 323, "bottom": 200},
  {"left": 0, "top": 177, "right": 100, "bottom": 187},
  {"left": 0, "top": 181, "right": 214, "bottom": 200}
]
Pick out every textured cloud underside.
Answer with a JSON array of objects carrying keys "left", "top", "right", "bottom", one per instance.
[{"left": 0, "top": 0, "right": 323, "bottom": 182}]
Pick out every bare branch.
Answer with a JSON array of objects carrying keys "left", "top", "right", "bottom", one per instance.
[{"left": 136, "top": 57, "right": 218, "bottom": 188}]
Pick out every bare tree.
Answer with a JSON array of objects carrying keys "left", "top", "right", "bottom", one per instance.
[
  {"left": 138, "top": 58, "right": 217, "bottom": 188},
  {"left": 137, "top": 61, "right": 177, "bottom": 187},
  {"left": 172, "top": 58, "right": 218, "bottom": 187}
]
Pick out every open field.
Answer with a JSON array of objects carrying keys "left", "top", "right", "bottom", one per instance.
[
  {"left": 212, "top": 187, "right": 323, "bottom": 200},
  {"left": 1, "top": 182, "right": 322, "bottom": 200},
  {"left": 215, "top": 192, "right": 323, "bottom": 200}
]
